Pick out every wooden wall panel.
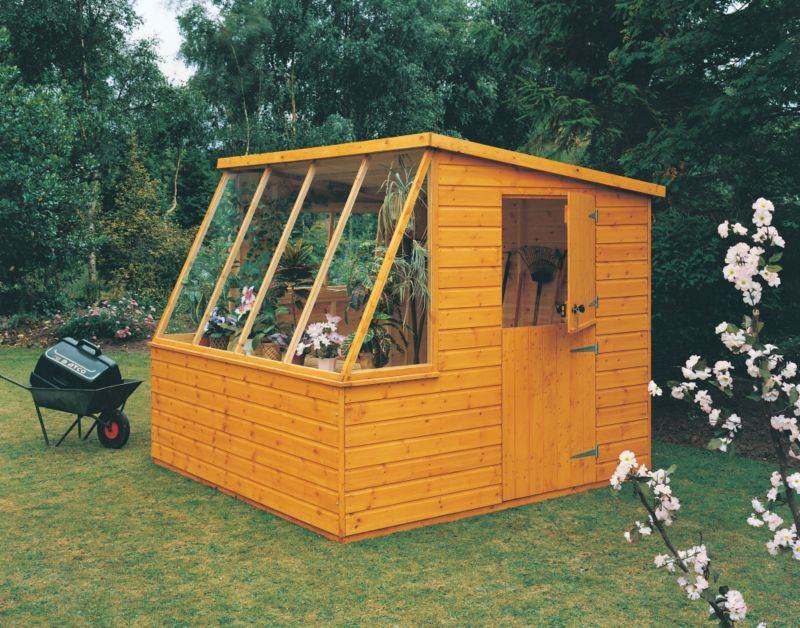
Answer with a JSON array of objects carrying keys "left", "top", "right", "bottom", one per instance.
[
  {"left": 150, "top": 344, "right": 342, "bottom": 535},
  {"left": 593, "top": 192, "right": 651, "bottom": 483},
  {"left": 342, "top": 152, "right": 652, "bottom": 537}
]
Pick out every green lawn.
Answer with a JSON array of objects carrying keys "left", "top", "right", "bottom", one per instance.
[{"left": 0, "top": 347, "right": 796, "bottom": 626}]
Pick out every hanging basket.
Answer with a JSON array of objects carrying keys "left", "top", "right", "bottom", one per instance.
[
  {"left": 208, "top": 336, "right": 230, "bottom": 351},
  {"left": 258, "top": 342, "right": 281, "bottom": 361}
]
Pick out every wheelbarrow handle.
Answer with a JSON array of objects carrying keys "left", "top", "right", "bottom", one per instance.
[{"left": 0, "top": 372, "right": 29, "bottom": 390}]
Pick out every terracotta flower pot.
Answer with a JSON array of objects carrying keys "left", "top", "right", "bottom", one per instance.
[
  {"left": 291, "top": 353, "right": 306, "bottom": 366},
  {"left": 199, "top": 335, "right": 210, "bottom": 347}
]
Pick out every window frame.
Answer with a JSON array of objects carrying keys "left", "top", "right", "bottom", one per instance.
[{"left": 156, "top": 150, "right": 436, "bottom": 384}]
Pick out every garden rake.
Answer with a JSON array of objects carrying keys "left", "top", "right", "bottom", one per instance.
[{"left": 517, "top": 245, "right": 564, "bottom": 325}]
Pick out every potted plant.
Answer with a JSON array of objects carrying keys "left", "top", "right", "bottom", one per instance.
[
  {"left": 298, "top": 314, "right": 345, "bottom": 372},
  {"left": 249, "top": 306, "right": 290, "bottom": 360},
  {"left": 204, "top": 307, "right": 235, "bottom": 350},
  {"left": 275, "top": 239, "right": 317, "bottom": 326},
  {"left": 267, "top": 331, "right": 291, "bottom": 361},
  {"left": 345, "top": 312, "right": 407, "bottom": 369}
]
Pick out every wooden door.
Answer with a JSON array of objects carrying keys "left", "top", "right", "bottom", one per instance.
[
  {"left": 502, "top": 192, "right": 597, "bottom": 501},
  {"left": 502, "top": 325, "right": 596, "bottom": 499},
  {"left": 567, "top": 192, "right": 597, "bottom": 332}
]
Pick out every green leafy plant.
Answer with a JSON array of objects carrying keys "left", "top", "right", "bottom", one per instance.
[
  {"left": 275, "top": 239, "right": 317, "bottom": 324},
  {"left": 343, "top": 312, "right": 406, "bottom": 368}
]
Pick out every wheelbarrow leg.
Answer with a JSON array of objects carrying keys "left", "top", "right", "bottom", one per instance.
[
  {"left": 81, "top": 416, "right": 98, "bottom": 441},
  {"left": 53, "top": 415, "right": 82, "bottom": 447},
  {"left": 34, "top": 403, "right": 50, "bottom": 446}
]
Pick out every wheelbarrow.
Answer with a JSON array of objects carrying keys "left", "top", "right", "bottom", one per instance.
[{"left": 1, "top": 336, "right": 142, "bottom": 448}]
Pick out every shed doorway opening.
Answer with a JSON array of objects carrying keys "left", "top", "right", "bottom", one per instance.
[
  {"left": 502, "top": 198, "right": 568, "bottom": 328},
  {"left": 500, "top": 194, "right": 597, "bottom": 501}
]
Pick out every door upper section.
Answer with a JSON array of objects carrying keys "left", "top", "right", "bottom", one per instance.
[{"left": 566, "top": 192, "right": 597, "bottom": 333}]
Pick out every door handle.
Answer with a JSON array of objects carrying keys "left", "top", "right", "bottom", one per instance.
[{"left": 571, "top": 304, "right": 585, "bottom": 314}]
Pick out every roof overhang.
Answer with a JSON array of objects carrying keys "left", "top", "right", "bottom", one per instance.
[{"left": 216, "top": 132, "right": 666, "bottom": 198}]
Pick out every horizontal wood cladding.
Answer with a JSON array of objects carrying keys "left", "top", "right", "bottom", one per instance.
[
  {"left": 438, "top": 207, "right": 501, "bottom": 227},
  {"left": 154, "top": 441, "right": 338, "bottom": 533},
  {"left": 439, "top": 307, "right": 502, "bottom": 330},
  {"left": 346, "top": 386, "right": 502, "bottom": 425},
  {"left": 439, "top": 246, "right": 502, "bottom": 268},
  {"left": 152, "top": 413, "right": 337, "bottom": 511},
  {"left": 347, "top": 406, "right": 501, "bottom": 447},
  {"left": 151, "top": 345, "right": 342, "bottom": 535},
  {"left": 592, "top": 195, "right": 651, "bottom": 482},
  {"left": 346, "top": 485, "right": 502, "bottom": 535},
  {"left": 596, "top": 243, "right": 647, "bottom": 262},
  {"left": 347, "top": 465, "right": 501, "bottom": 514},
  {"left": 597, "top": 402, "right": 649, "bottom": 427},
  {"left": 345, "top": 445, "right": 502, "bottom": 492},
  {"left": 439, "top": 327, "right": 501, "bottom": 350},
  {"left": 438, "top": 226, "right": 502, "bottom": 248},
  {"left": 345, "top": 366, "right": 501, "bottom": 403},
  {"left": 439, "top": 286, "right": 502, "bottom": 309},
  {"left": 439, "top": 267, "right": 500, "bottom": 289},
  {"left": 596, "top": 454, "right": 651, "bottom": 482},
  {"left": 150, "top": 345, "right": 339, "bottom": 402}
]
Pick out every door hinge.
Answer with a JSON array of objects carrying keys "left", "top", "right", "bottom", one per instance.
[
  {"left": 589, "top": 209, "right": 599, "bottom": 222},
  {"left": 571, "top": 445, "right": 599, "bottom": 460},
  {"left": 570, "top": 342, "right": 599, "bottom": 354},
  {"left": 590, "top": 295, "right": 599, "bottom": 309}
]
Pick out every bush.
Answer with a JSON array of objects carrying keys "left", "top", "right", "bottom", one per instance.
[{"left": 58, "top": 296, "right": 159, "bottom": 342}]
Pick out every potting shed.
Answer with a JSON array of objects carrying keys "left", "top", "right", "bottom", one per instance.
[{"left": 150, "top": 133, "right": 666, "bottom": 542}]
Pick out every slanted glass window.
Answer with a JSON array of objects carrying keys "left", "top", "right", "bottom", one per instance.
[
  {"left": 159, "top": 150, "right": 432, "bottom": 379},
  {"left": 161, "top": 172, "right": 262, "bottom": 338}
]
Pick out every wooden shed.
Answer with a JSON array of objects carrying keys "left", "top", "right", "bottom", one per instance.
[{"left": 150, "top": 133, "right": 665, "bottom": 542}]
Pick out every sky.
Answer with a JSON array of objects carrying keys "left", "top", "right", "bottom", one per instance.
[{"left": 132, "top": 0, "right": 194, "bottom": 84}]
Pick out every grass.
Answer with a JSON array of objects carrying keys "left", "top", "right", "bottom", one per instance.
[{"left": 0, "top": 346, "right": 797, "bottom": 626}]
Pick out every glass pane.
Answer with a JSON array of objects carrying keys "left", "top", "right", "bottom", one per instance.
[
  {"left": 201, "top": 170, "right": 300, "bottom": 354},
  {"left": 336, "top": 152, "right": 430, "bottom": 372},
  {"left": 246, "top": 157, "right": 364, "bottom": 364},
  {"left": 163, "top": 172, "right": 260, "bottom": 337},
  {"left": 501, "top": 198, "right": 568, "bottom": 328}
]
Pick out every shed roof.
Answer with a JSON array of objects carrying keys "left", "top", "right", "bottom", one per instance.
[{"left": 217, "top": 132, "right": 666, "bottom": 198}]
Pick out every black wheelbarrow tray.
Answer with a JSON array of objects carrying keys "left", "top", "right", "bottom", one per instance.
[{"left": 0, "top": 373, "right": 141, "bottom": 448}]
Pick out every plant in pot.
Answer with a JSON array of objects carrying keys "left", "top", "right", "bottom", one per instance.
[
  {"left": 377, "top": 159, "right": 429, "bottom": 364},
  {"left": 274, "top": 239, "right": 317, "bottom": 326},
  {"left": 298, "top": 314, "right": 345, "bottom": 372},
  {"left": 204, "top": 307, "right": 236, "bottom": 350},
  {"left": 247, "top": 303, "right": 290, "bottom": 360},
  {"left": 343, "top": 311, "right": 407, "bottom": 370}
]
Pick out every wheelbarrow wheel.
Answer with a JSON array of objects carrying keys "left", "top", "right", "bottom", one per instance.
[{"left": 97, "top": 409, "right": 130, "bottom": 449}]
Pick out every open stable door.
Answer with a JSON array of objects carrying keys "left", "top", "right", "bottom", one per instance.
[
  {"left": 567, "top": 192, "right": 597, "bottom": 333},
  {"left": 501, "top": 196, "right": 597, "bottom": 501}
]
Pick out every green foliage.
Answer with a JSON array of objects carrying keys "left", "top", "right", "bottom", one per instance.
[
  {"left": 99, "top": 141, "right": 192, "bottom": 301},
  {"left": 0, "top": 29, "right": 89, "bottom": 314},
  {"left": 58, "top": 296, "right": 159, "bottom": 341},
  {"left": 499, "top": 0, "right": 800, "bottom": 379}
]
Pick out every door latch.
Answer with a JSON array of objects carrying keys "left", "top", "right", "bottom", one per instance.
[{"left": 571, "top": 303, "right": 586, "bottom": 314}]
